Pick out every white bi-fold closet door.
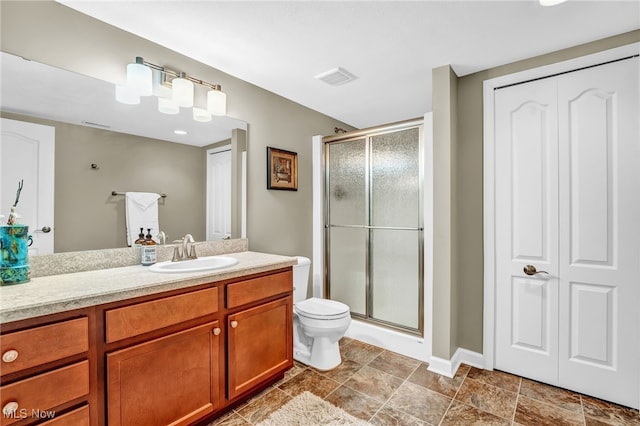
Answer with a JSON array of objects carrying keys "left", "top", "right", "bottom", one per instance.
[{"left": 494, "top": 57, "right": 639, "bottom": 408}]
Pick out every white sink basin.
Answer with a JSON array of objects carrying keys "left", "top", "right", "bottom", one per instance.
[{"left": 149, "top": 256, "right": 239, "bottom": 273}]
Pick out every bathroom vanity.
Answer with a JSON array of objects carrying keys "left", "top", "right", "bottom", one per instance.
[{"left": 0, "top": 247, "right": 296, "bottom": 426}]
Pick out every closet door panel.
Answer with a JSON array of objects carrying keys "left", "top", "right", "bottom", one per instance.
[
  {"left": 494, "top": 77, "right": 559, "bottom": 384},
  {"left": 558, "top": 57, "right": 640, "bottom": 408}
]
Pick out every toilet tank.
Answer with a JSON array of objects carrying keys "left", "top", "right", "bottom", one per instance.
[{"left": 292, "top": 256, "right": 311, "bottom": 303}]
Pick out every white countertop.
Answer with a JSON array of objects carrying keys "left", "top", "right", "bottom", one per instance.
[{"left": 0, "top": 251, "right": 297, "bottom": 324}]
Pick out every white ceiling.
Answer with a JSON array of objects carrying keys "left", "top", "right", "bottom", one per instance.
[{"left": 55, "top": 1, "right": 640, "bottom": 129}]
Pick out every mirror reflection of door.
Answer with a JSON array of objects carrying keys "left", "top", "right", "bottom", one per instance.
[
  {"left": 206, "top": 147, "right": 231, "bottom": 241},
  {"left": 0, "top": 118, "right": 55, "bottom": 255}
]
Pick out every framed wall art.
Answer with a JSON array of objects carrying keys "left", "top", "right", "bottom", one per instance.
[{"left": 266, "top": 147, "right": 298, "bottom": 191}]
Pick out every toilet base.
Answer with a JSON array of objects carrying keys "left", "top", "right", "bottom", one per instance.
[
  {"left": 293, "top": 320, "right": 344, "bottom": 371},
  {"left": 293, "top": 336, "right": 342, "bottom": 371}
]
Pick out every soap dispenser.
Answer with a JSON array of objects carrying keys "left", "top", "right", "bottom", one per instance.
[
  {"left": 141, "top": 228, "right": 157, "bottom": 266},
  {"left": 134, "top": 228, "right": 145, "bottom": 248}
]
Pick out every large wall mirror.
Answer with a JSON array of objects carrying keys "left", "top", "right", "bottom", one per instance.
[{"left": 0, "top": 51, "right": 248, "bottom": 254}]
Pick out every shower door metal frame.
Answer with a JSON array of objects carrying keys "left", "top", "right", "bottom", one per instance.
[{"left": 323, "top": 118, "right": 424, "bottom": 337}]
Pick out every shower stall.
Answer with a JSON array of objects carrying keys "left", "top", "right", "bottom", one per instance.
[{"left": 323, "top": 119, "right": 424, "bottom": 336}]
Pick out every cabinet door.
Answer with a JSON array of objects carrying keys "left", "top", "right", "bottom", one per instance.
[
  {"left": 227, "top": 297, "right": 292, "bottom": 400},
  {"left": 107, "top": 321, "right": 221, "bottom": 426}
]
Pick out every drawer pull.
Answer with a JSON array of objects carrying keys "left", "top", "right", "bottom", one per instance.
[
  {"left": 2, "top": 349, "right": 18, "bottom": 363},
  {"left": 2, "top": 401, "right": 19, "bottom": 417},
  {"left": 213, "top": 327, "right": 221, "bottom": 336},
  {"left": 230, "top": 320, "right": 238, "bottom": 329}
]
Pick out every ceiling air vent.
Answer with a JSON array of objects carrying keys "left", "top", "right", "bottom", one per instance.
[{"left": 314, "top": 67, "right": 357, "bottom": 86}]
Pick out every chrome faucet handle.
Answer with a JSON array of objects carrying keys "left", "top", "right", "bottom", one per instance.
[
  {"left": 188, "top": 244, "right": 198, "bottom": 259},
  {"left": 171, "top": 246, "right": 183, "bottom": 262},
  {"left": 180, "top": 234, "right": 197, "bottom": 260},
  {"left": 156, "top": 231, "right": 167, "bottom": 245}
]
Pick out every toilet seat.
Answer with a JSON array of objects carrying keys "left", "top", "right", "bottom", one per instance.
[{"left": 295, "top": 297, "right": 350, "bottom": 320}]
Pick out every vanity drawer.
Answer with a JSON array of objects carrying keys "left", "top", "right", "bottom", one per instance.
[
  {"left": 106, "top": 287, "right": 218, "bottom": 343},
  {"left": 40, "top": 405, "right": 89, "bottom": 426},
  {"left": 226, "top": 271, "right": 292, "bottom": 308},
  {"left": 0, "top": 361, "right": 89, "bottom": 426},
  {"left": 1, "top": 317, "right": 88, "bottom": 376}
]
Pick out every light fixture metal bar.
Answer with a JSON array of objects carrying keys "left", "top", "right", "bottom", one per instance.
[{"left": 137, "top": 57, "right": 223, "bottom": 91}]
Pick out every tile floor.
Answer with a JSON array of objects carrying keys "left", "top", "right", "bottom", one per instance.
[{"left": 210, "top": 338, "right": 640, "bottom": 425}]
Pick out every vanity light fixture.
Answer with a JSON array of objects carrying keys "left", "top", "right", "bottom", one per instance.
[{"left": 115, "top": 56, "right": 227, "bottom": 120}]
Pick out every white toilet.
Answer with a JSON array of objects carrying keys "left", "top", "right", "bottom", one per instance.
[{"left": 292, "top": 256, "right": 351, "bottom": 370}]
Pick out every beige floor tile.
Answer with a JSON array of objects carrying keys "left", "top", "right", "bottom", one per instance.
[
  {"left": 514, "top": 395, "right": 584, "bottom": 426},
  {"left": 344, "top": 365, "right": 403, "bottom": 402},
  {"left": 368, "top": 350, "right": 421, "bottom": 380},
  {"left": 466, "top": 366, "right": 522, "bottom": 393},
  {"left": 325, "top": 384, "right": 384, "bottom": 422},
  {"left": 519, "top": 378, "right": 583, "bottom": 414},
  {"left": 317, "top": 358, "right": 363, "bottom": 384},
  {"left": 582, "top": 395, "right": 640, "bottom": 425},
  {"left": 387, "top": 380, "right": 452, "bottom": 425},
  {"left": 370, "top": 404, "right": 429, "bottom": 426},
  {"left": 455, "top": 377, "right": 518, "bottom": 420},
  {"left": 235, "top": 388, "right": 291, "bottom": 424},
  {"left": 277, "top": 368, "right": 340, "bottom": 398},
  {"left": 341, "top": 339, "right": 385, "bottom": 365},
  {"left": 441, "top": 401, "right": 512, "bottom": 426},
  {"left": 408, "top": 362, "right": 469, "bottom": 398}
]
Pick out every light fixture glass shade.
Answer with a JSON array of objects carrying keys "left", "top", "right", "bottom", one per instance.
[
  {"left": 158, "top": 97, "right": 179, "bottom": 115},
  {"left": 127, "top": 62, "right": 152, "bottom": 96},
  {"left": 207, "top": 89, "right": 227, "bottom": 116},
  {"left": 193, "top": 107, "right": 212, "bottom": 122},
  {"left": 539, "top": 0, "right": 567, "bottom": 5},
  {"left": 172, "top": 76, "right": 194, "bottom": 108},
  {"left": 115, "top": 84, "right": 140, "bottom": 105}
]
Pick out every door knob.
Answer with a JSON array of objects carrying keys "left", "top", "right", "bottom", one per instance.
[
  {"left": 230, "top": 320, "right": 238, "bottom": 328},
  {"left": 523, "top": 265, "right": 549, "bottom": 276},
  {"left": 34, "top": 226, "right": 51, "bottom": 233}
]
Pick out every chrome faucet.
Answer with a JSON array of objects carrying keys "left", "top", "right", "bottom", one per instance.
[
  {"left": 182, "top": 234, "right": 196, "bottom": 259},
  {"left": 156, "top": 231, "right": 167, "bottom": 245},
  {"left": 171, "top": 234, "right": 198, "bottom": 262}
]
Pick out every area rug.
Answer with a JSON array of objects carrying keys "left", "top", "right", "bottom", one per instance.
[{"left": 256, "top": 391, "right": 373, "bottom": 426}]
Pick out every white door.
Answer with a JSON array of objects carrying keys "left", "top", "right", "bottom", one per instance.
[
  {"left": 495, "top": 77, "right": 560, "bottom": 385},
  {"left": 0, "top": 118, "right": 55, "bottom": 255},
  {"left": 206, "top": 148, "right": 231, "bottom": 241},
  {"left": 494, "top": 58, "right": 639, "bottom": 408}
]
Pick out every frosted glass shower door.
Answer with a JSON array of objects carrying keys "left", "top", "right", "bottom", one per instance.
[
  {"left": 370, "top": 128, "right": 422, "bottom": 330},
  {"left": 326, "top": 139, "right": 367, "bottom": 316},
  {"left": 326, "top": 124, "right": 423, "bottom": 334}
]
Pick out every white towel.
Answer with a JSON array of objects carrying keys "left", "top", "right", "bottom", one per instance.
[{"left": 125, "top": 192, "right": 160, "bottom": 246}]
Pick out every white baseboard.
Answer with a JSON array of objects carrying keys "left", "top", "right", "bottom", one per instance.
[{"left": 427, "top": 348, "right": 484, "bottom": 378}]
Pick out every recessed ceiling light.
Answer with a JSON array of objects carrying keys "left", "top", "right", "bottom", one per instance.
[
  {"left": 540, "top": 0, "right": 567, "bottom": 6},
  {"left": 174, "top": 129, "right": 187, "bottom": 135}
]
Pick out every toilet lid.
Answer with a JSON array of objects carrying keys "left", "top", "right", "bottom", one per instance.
[{"left": 295, "top": 297, "right": 350, "bottom": 320}]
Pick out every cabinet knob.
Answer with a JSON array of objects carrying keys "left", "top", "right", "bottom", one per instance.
[
  {"left": 230, "top": 320, "right": 238, "bottom": 329},
  {"left": 213, "top": 327, "right": 221, "bottom": 336},
  {"left": 2, "top": 401, "right": 19, "bottom": 417},
  {"left": 2, "top": 350, "right": 18, "bottom": 363}
]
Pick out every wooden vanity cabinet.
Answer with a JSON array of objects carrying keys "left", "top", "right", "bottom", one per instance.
[
  {"left": 0, "top": 265, "right": 293, "bottom": 426},
  {"left": 225, "top": 270, "right": 293, "bottom": 401},
  {"left": 0, "top": 314, "right": 93, "bottom": 426},
  {"left": 106, "top": 321, "right": 221, "bottom": 426},
  {"left": 227, "top": 297, "right": 292, "bottom": 400}
]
